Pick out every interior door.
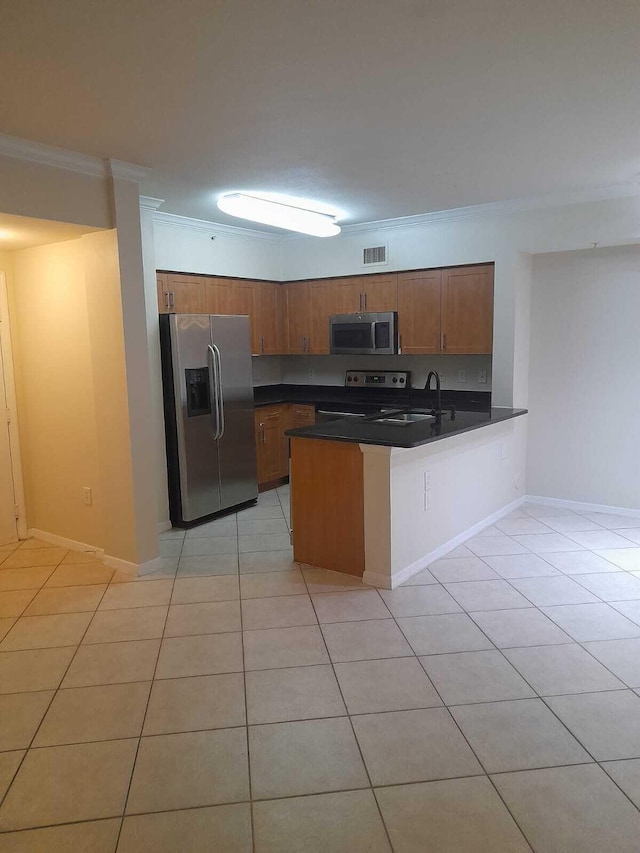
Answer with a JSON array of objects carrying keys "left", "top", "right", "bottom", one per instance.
[
  {"left": 210, "top": 315, "right": 258, "bottom": 509},
  {"left": 0, "top": 304, "right": 18, "bottom": 544}
]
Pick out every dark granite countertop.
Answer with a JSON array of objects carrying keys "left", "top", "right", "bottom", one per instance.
[
  {"left": 253, "top": 383, "right": 492, "bottom": 412},
  {"left": 285, "top": 407, "right": 527, "bottom": 449}
]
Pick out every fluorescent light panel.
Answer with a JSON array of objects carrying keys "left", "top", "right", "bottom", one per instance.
[{"left": 217, "top": 192, "right": 341, "bottom": 237}]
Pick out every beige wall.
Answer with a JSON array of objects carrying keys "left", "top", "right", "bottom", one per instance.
[{"left": 11, "top": 239, "right": 104, "bottom": 547}]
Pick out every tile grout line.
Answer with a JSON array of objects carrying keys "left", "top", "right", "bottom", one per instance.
[
  {"left": 0, "top": 546, "right": 113, "bottom": 823},
  {"left": 300, "top": 568, "right": 397, "bottom": 853},
  {"left": 377, "top": 581, "right": 537, "bottom": 852},
  {"left": 113, "top": 530, "right": 183, "bottom": 851}
]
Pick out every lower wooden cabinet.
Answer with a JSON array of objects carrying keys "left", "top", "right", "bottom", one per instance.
[{"left": 254, "top": 403, "right": 316, "bottom": 489}]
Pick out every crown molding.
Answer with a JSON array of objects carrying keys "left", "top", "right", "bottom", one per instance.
[
  {"left": 152, "top": 210, "right": 284, "bottom": 242},
  {"left": 107, "top": 158, "right": 150, "bottom": 183},
  {"left": 329, "top": 181, "right": 640, "bottom": 237},
  {"left": 139, "top": 196, "right": 165, "bottom": 211},
  {"left": 0, "top": 132, "right": 105, "bottom": 177}
]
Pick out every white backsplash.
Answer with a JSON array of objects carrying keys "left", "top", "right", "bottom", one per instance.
[{"left": 254, "top": 354, "right": 492, "bottom": 391}]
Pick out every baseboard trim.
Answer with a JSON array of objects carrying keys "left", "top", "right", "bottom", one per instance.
[
  {"left": 364, "top": 496, "right": 527, "bottom": 590},
  {"left": 27, "top": 528, "right": 103, "bottom": 559},
  {"left": 158, "top": 520, "right": 172, "bottom": 533},
  {"left": 138, "top": 556, "right": 169, "bottom": 577},
  {"left": 525, "top": 495, "right": 640, "bottom": 518},
  {"left": 101, "top": 554, "right": 138, "bottom": 576}
]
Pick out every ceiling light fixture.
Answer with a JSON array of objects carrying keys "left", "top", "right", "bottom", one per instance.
[{"left": 217, "top": 192, "right": 341, "bottom": 237}]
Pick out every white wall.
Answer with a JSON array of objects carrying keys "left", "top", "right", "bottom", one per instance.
[
  {"left": 362, "top": 415, "right": 527, "bottom": 587},
  {"left": 278, "top": 354, "right": 492, "bottom": 392},
  {"left": 527, "top": 245, "right": 640, "bottom": 511},
  {"left": 153, "top": 217, "right": 283, "bottom": 280}
]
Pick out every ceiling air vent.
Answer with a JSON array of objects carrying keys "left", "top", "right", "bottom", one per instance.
[{"left": 363, "top": 245, "right": 387, "bottom": 266}]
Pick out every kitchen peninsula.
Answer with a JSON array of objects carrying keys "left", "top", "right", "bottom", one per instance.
[{"left": 286, "top": 405, "right": 527, "bottom": 589}]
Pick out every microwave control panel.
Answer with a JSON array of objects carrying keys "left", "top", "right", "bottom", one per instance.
[{"left": 345, "top": 370, "right": 411, "bottom": 387}]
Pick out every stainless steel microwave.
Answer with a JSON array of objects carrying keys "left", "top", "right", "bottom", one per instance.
[{"left": 329, "top": 312, "right": 398, "bottom": 355}]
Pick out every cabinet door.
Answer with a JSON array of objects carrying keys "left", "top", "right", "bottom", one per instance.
[
  {"left": 204, "top": 276, "right": 225, "bottom": 314},
  {"left": 331, "top": 278, "right": 362, "bottom": 314},
  {"left": 361, "top": 274, "right": 398, "bottom": 312},
  {"left": 254, "top": 406, "right": 285, "bottom": 484},
  {"left": 165, "top": 275, "right": 207, "bottom": 313},
  {"left": 254, "top": 282, "right": 280, "bottom": 355},
  {"left": 309, "top": 281, "right": 332, "bottom": 354},
  {"left": 397, "top": 270, "right": 442, "bottom": 354},
  {"left": 441, "top": 265, "right": 494, "bottom": 354},
  {"left": 157, "top": 273, "right": 169, "bottom": 314},
  {"left": 218, "top": 280, "right": 260, "bottom": 354},
  {"left": 290, "top": 404, "right": 316, "bottom": 428},
  {"left": 284, "top": 284, "right": 310, "bottom": 354}
]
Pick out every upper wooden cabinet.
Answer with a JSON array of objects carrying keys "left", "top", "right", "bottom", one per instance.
[
  {"left": 397, "top": 269, "right": 442, "bottom": 354},
  {"left": 159, "top": 274, "right": 206, "bottom": 314},
  {"left": 331, "top": 274, "right": 397, "bottom": 314},
  {"left": 254, "top": 282, "right": 281, "bottom": 355},
  {"left": 441, "top": 265, "right": 494, "bottom": 354},
  {"left": 283, "top": 283, "right": 310, "bottom": 354},
  {"left": 397, "top": 264, "right": 493, "bottom": 355},
  {"left": 157, "top": 264, "right": 493, "bottom": 357}
]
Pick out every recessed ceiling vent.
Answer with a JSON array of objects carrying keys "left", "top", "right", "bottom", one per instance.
[{"left": 363, "top": 245, "right": 387, "bottom": 266}]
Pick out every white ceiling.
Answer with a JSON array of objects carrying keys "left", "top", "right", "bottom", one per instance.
[
  {"left": 1, "top": 0, "right": 640, "bottom": 231},
  {"left": 0, "top": 213, "right": 100, "bottom": 251}
]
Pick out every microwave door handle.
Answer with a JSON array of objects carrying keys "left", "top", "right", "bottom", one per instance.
[{"left": 212, "top": 343, "right": 225, "bottom": 438}]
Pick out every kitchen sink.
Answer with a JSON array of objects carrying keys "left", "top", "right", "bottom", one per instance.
[{"left": 369, "top": 411, "right": 435, "bottom": 426}]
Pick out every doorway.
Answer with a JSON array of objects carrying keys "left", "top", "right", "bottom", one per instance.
[{"left": 0, "top": 271, "right": 25, "bottom": 544}]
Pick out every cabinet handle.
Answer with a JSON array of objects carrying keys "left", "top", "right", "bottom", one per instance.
[
  {"left": 442, "top": 332, "right": 446, "bottom": 351},
  {"left": 358, "top": 293, "right": 363, "bottom": 312},
  {"left": 261, "top": 336, "right": 264, "bottom": 354},
  {"left": 169, "top": 291, "right": 175, "bottom": 310},
  {"left": 363, "top": 292, "right": 367, "bottom": 311},
  {"left": 164, "top": 291, "right": 170, "bottom": 311},
  {"left": 399, "top": 334, "right": 402, "bottom": 355},
  {"left": 259, "top": 423, "right": 265, "bottom": 443}
]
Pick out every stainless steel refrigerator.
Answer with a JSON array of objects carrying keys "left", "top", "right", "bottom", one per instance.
[{"left": 160, "top": 313, "right": 258, "bottom": 526}]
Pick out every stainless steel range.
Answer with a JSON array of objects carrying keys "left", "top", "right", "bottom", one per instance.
[{"left": 316, "top": 370, "right": 412, "bottom": 422}]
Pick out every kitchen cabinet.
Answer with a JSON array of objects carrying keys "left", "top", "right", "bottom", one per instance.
[
  {"left": 441, "top": 265, "right": 494, "bottom": 354},
  {"left": 397, "top": 264, "right": 493, "bottom": 355},
  {"left": 254, "top": 404, "right": 288, "bottom": 486},
  {"left": 288, "top": 404, "right": 316, "bottom": 429},
  {"left": 283, "top": 283, "right": 309, "bottom": 354},
  {"left": 331, "top": 274, "right": 397, "bottom": 314},
  {"left": 397, "top": 269, "right": 442, "bottom": 354},
  {"left": 254, "top": 282, "right": 281, "bottom": 355},
  {"left": 283, "top": 281, "right": 332, "bottom": 354},
  {"left": 161, "top": 274, "right": 207, "bottom": 314}
]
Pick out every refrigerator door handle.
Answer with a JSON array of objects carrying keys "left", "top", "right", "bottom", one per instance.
[
  {"left": 207, "top": 345, "right": 221, "bottom": 439},
  {"left": 212, "top": 343, "right": 225, "bottom": 438}
]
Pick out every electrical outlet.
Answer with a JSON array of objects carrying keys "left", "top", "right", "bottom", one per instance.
[
  {"left": 478, "top": 368, "right": 487, "bottom": 384},
  {"left": 83, "top": 487, "right": 92, "bottom": 506},
  {"left": 423, "top": 491, "right": 431, "bottom": 512},
  {"left": 500, "top": 442, "right": 508, "bottom": 460},
  {"left": 458, "top": 370, "right": 467, "bottom": 383},
  {"left": 307, "top": 367, "right": 314, "bottom": 379},
  {"left": 423, "top": 471, "right": 431, "bottom": 491},
  {"left": 438, "top": 373, "right": 445, "bottom": 384}
]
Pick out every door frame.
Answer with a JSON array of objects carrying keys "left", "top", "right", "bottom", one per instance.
[{"left": 0, "top": 271, "right": 27, "bottom": 539}]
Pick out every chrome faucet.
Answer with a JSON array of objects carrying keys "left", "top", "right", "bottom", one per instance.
[{"left": 424, "top": 371, "right": 442, "bottom": 418}]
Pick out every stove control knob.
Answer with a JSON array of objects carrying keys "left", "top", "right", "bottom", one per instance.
[
  {"left": 347, "top": 376, "right": 352, "bottom": 382},
  {"left": 400, "top": 377, "right": 405, "bottom": 384},
  {"left": 392, "top": 377, "right": 397, "bottom": 383},
  {"left": 353, "top": 376, "right": 359, "bottom": 382}
]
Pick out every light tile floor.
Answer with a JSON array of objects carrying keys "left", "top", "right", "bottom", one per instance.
[{"left": 2, "top": 491, "right": 640, "bottom": 850}]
